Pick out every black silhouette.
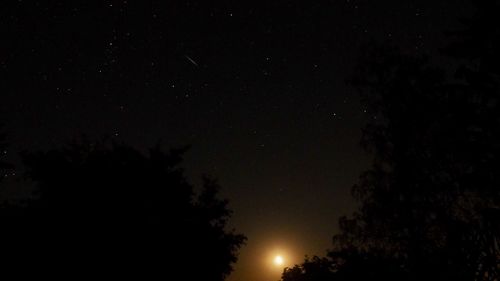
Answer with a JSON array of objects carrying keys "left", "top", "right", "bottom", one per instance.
[
  {"left": 281, "top": 256, "right": 335, "bottom": 281},
  {"left": 331, "top": 49, "right": 500, "bottom": 280},
  {"left": 0, "top": 125, "right": 12, "bottom": 183},
  {"left": 281, "top": 251, "right": 407, "bottom": 281},
  {"left": 283, "top": 2, "right": 500, "bottom": 281},
  {"left": 0, "top": 140, "right": 245, "bottom": 280}
]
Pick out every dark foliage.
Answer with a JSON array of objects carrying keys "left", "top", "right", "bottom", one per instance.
[
  {"left": 0, "top": 141, "right": 245, "bottom": 280},
  {"left": 282, "top": 256, "right": 335, "bottom": 281},
  {"left": 281, "top": 251, "right": 408, "bottom": 281},
  {"left": 283, "top": 2, "right": 500, "bottom": 281},
  {"left": 332, "top": 2, "right": 500, "bottom": 280},
  {"left": 0, "top": 125, "right": 13, "bottom": 183}
]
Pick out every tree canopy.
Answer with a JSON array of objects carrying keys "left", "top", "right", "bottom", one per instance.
[
  {"left": 282, "top": 2, "right": 500, "bottom": 281},
  {"left": 0, "top": 125, "right": 12, "bottom": 183},
  {"left": 0, "top": 140, "right": 245, "bottom": 280}
]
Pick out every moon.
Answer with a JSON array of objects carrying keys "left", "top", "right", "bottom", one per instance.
[{"left": 273, "top": 255, "right": 284, "bottom": 266}]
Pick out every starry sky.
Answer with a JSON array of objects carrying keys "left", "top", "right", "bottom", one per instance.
[{"left": 1, "top": 1, "right": 471, "bottom": 281}]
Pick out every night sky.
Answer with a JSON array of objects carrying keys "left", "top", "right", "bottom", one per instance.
[{"left": 1, "top": 1, "right": 472, "bottom": 281}]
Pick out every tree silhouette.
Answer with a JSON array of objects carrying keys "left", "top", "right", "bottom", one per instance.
[
  {"left": 333, "top": 47, "right": 472, "bottom": 280},
  {"left": 0, "top": 140, "right": 245, "bottom": 280},
  {"left": 281, "top": 251, "right": 407, "bottom": 281},
  {"left": 283, "top": 2, "right": 500, "bottom": 281},
  {"left": 0, "top": 124, "right": 12, "bottom": 183},
  {"left": 330, "top": 50, "right": 500, "bottom": 280},
  {"left": 442, "top": 2, "right": 500, "bottom": 278},
  {"left": 281, "top": 256, "right": 336, "bottom": 281},
  {"left": 330, "top": 3, "right": 500, "bottom": 279}
]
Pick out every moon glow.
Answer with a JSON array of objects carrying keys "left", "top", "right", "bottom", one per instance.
[{"left": 274, "top": 255, "right": 284, "bottom": 266}]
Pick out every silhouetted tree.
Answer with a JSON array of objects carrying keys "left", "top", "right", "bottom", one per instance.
[
  {"left": 442, "top": 2, "right": 500, "bottom": 279},
  {"left": 281, "top": 256, "right": 335, "bottom": 281},
  {"left": 0, "top": 140, "right": 245, "bottom": 280},
  {"left": 0, "top": 124, "right": 12, "bottom": 183},
  {"left": 282, "top": 3, "right": 500, "bottom": 281},
  {"left": 281, "top": 251, "right": 407, "bottom": 281},
  {"left": 330, "top": 2, "right": 500, "bottom": 279},
  {"left": 332, "top": 47, "right": 468, "bottom": 280},
  {"left": 328, "top": 247, "right": 408, "bottom": 281}
]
